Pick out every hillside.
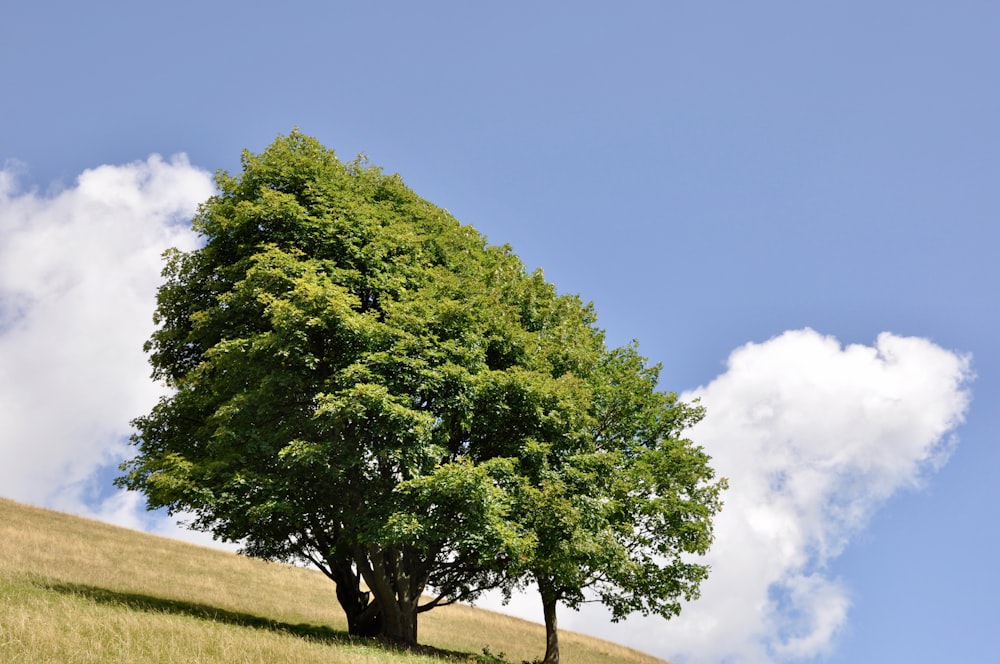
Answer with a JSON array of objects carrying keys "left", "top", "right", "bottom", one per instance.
[{"left": 0, "top": 497, "right": 669, "bottom": 663}]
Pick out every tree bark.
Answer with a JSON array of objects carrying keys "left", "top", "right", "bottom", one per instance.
[
  {"left": 382, "top": 599, "right": 418, "bottom": 645},
  {"left": 332, "top": 563, "right": 382, "bottom": 637},
  {"left": 356, "top": 545, "right": 420, "bottom": 645},
  {"left": 540, "top": 581, "right": 560, "bottom": 664}
]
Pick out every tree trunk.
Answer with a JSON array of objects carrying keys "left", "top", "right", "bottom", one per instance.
[
  {"left": 540, "top": 582, "right": 560, "bottom": 664},
  {"left": 341, "top": 589, "right": 382, "bottom": 638},
  {"left": 380, "top": 598, "right": 418, "bottom": 645},
  {"left": 355, "top": 546, "right": 420, "bottom": 645},
  {"left": 332, "top": 563, "right": 382, "bottom": 637}
]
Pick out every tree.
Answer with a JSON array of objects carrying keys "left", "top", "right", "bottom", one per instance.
[
  {"left": 446, "top": 263, "right": 726, "bottom": 663},
  {"left": 118, "top": 130, "right": 724, "bottom": 655},
  {"left": 119, "top": 131, "right": 539, "bottom": 644},
  {"left": 507, "top": 345, "right": 727, "bottom": 664}
]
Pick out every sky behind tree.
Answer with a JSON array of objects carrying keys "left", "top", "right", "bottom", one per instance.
[{"left": 2, "top": 3, "right": 997, "bottom": 662}]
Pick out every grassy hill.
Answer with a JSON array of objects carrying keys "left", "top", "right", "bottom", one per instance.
[{"left": 0, "top": 497, "right": 669, "bottom": 663}]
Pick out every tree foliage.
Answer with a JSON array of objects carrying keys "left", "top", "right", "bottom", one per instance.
[
  {"left": 118, "top": 131, "right": 724, "bottom": 656},
  {"left": 509, "top": 345, "right": 726, "bottom": 663}
]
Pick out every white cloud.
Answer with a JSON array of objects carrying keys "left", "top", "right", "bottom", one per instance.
[
  {"left": 0, "top": 155, "right": 219, "bottom": 545},
  {"left": 550, "top": 328, "right": 972, "bottom": 663},
  {"left": 52, "top": 488, "right": 234, "bottom": 551}
]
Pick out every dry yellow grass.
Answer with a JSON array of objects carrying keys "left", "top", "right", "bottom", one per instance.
[{"left": 0, "top": 497, "right": 668, "bottom": 663}]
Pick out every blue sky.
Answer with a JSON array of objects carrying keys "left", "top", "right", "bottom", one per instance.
[{"left": 1, "top": 2, "right": 996, "bottom": 662}]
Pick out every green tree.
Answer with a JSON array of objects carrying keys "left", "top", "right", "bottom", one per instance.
[
  {"left": 118, "top": 130, "right": 724, "bottom": 655},
  {"left": 452, "top": 264, "right": 726, "bottom": 663},
  {"left": 119, "top": 131, "right": 538, "bottom": 644},
  {"left": 507, "top": 345, "right": 727, "bottom": 664}
]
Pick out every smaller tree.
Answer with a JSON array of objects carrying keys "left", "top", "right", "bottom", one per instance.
[{"left": 503, "top": 344, "right": 726, "bottom": 664}]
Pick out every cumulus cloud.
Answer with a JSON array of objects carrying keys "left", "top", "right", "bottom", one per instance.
[
  {"left": 554, "top": 328, "right": 972, "bottom": 663},
  {"left": 0, "top": 155, "right": 216, "bottom": 540}
]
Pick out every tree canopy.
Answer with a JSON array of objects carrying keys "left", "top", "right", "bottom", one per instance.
[
  {"left": 118, "top": 130, "right": 725, "bottom": 659},
  {"left": 508, "top": 344, "right": 725, "bottom": 663}
]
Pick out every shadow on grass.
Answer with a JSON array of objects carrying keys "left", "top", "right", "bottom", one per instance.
[
  {"left": 42, "top": 580, "right": 351, "bottom": 644},
  {"left": 40, "top": 580, "right": 500, "bottom": 662}
]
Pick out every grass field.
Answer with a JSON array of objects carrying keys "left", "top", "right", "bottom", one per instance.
[{"left": 0, "top": 497, "right": 668, "bottom": 663}]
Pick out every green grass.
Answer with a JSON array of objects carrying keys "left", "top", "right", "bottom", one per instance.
[{"left": 0, "top": 497, "right": 668, "bottom": 663}]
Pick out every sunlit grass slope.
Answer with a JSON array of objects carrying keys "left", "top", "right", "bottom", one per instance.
[{"left": 0, "top": 497, "right": 668, "bottom": 663}]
